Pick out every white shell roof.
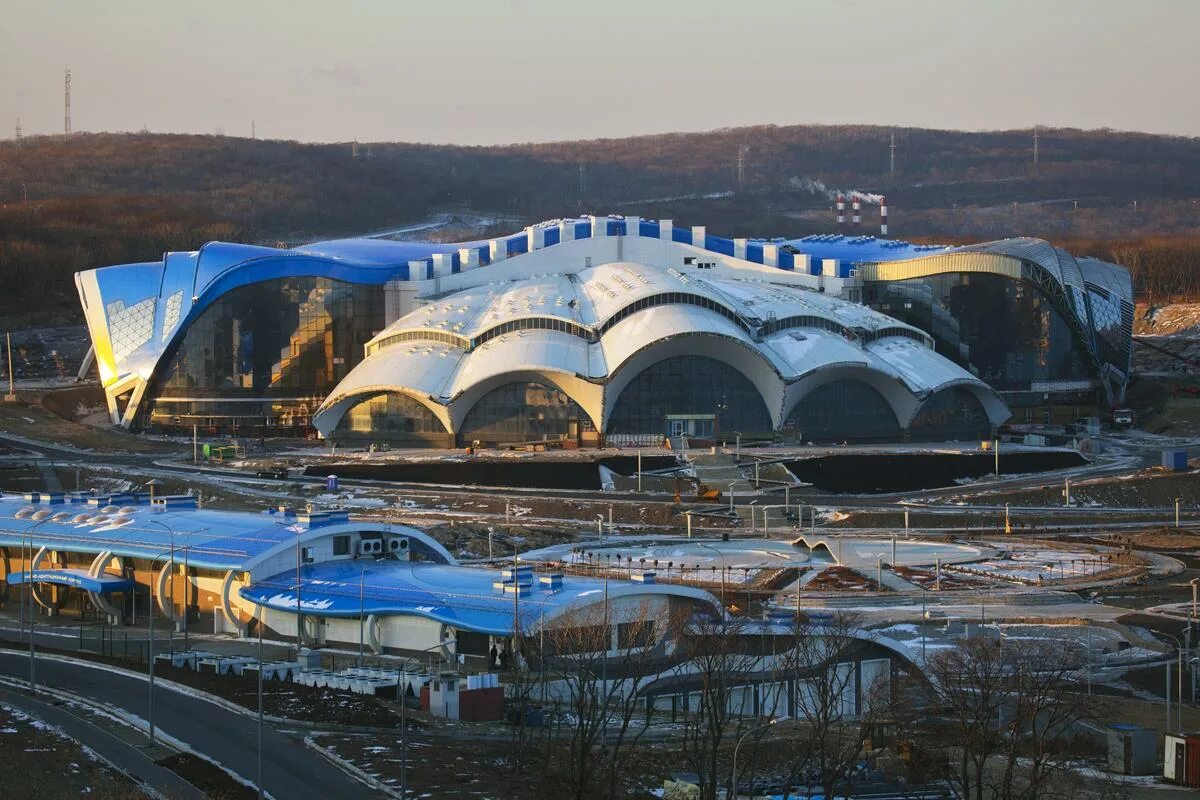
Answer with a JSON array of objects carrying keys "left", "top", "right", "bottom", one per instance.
[
  {"left": 447, "top": 329, "right": 600, "bottom": 397},
  {"left": 314, "top": 259, "right": 1003, "bottom": 433},
  {"left": 369, "top": 261, "right": 927, "bottom": 349}
]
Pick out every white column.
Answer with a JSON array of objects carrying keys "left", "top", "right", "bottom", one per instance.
[
  {"left": 733, "top": 238, "right": 748, "bottom": 260},
  {"left": 407, "top": 259, "right": 428, "bottom": 279},
  {"left": 558, "top": 220, "right": 575, "bottom": 242},
  {"left": 822, "top": 258, "right": 839, "bottom": 277},
  {"left": 624, "top": 215, "right": 641, "bottom": 237},
  {"left": 590, "top": 215, "right": 609, "bottom": 237},
  {"left": 489, "top": 238, "right": 507, "bottom": 263},
  {"left": 762, "top": 244, "right": 779, "bottom": 267},
  {"left": 792, "top": 253, "right": 811, "bottom": 274},
  {"left": 527, "top": 226, "right": 546, "bottom": 251},
  {"left": 432, "top": 252, "right": 454, "bottom": 277},
  {"left": 458, "top": 247, "right": 479, "bottom": 271},
  {"left": 658, "top": 218, "right": 673, "bottom": 241},
  {"left": 691, "top": 226, "right": 706, "bottom": 247}
]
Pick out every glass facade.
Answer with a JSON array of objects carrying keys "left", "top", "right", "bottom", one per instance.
[
  {"left": 459, "top": 382, "right": 593, "bottom": 443},
  {"left": 909, "top": 387, "right": 990, "bottom": 441},
  {"left": 143, "top": 277, "right": 384, "bottom": 433},
  {"left": 785, "top": 380, "right": 901, "bottom": 443},
  {"left": 334, "top": 392, "right": 449, "bottom": 444},
  {"left": 1087, "top": 288, "right": 1129, "bottom": 375},
  {"left": 607, "top": 356, "right": 772, "bottom": 437},
  {"left": 866, "top": 273, "right": 1092, "bottom": 393}
]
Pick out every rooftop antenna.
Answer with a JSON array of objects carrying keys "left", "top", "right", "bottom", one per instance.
[
  {"left": 889, "top": 130, "right": 896, "bottom": 175},
  {"left": 63, "top": 68, "right": 71, "bottom": 141}
]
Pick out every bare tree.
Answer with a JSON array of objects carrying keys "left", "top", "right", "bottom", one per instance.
[
  {"left": 897, "top": 634, "right": 1109, "bottom": 800},
  {"left": 772, "top": 613, "right": 889, "bottom": 800},
  {"left": 676, "top": 613, "right": 761, "bottom": 800}
]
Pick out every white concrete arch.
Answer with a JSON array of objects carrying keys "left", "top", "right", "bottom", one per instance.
[
  {"left": 86, "top": 551, "right": 124, "bottom": 622},
  {"left": 601, "top": 333, "right": 786, "bottom": 431},
  {"left": 30, "top": 547, "right": 61, "bottom": 611},
  {"left": 780, "top": 366, "right": 917, "bottom": 433},
  {"left": 220, "top": 570, "right": 254, "bottom": 635},
  {"left": 314, "top": 387, "right": 454, "bottom": 440},
  {"left": 447, "top": 369, "right": 605, "bottom": 435}
]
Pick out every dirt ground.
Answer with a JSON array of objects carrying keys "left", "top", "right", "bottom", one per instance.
[
  {"left": 0, "top": 392, "right": 176, "bottom": 455},
  {"left": 0, "top": 703, "right": 143, "bottom": 799},
  {"left": 952, "top": 467, "right": 1200, "bottom": 509}
]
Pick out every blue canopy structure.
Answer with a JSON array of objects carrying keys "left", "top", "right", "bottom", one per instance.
[{"left": 8, "top": 568, "right": 135, "bottom": 593}]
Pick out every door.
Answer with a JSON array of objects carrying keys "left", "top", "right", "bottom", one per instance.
[{"left": 669, "top": 420, "right": 686, "bottom": 437}]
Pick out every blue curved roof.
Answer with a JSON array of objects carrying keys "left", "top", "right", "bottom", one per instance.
[
  {"left": 0, "top": 493, "right": 447, "bottom": 573},
  {"left": 239, "top": 558, "right": 719, "bottom": 637}
]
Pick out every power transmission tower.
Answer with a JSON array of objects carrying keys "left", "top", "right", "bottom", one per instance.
[
  {"left": 578, "top": 161, "right": 585, "bottom": 194},
  {"left": 736, "top": 146, "right": 749, "bottom": 186},
  {"left": 889, "top": 131, "right": 896, "bottom": 175},
  {"left": 14, "top": 118, "right": 21, "bottom": 149},
  {"left": 64, "top": 68, "right": 71, "bottom": 141},
  {"left": 1033, "top": 125, "right": 1039, "bottom": 168},
  {"left": 251, "top": 120, "right": 256, "bottom": 140}
]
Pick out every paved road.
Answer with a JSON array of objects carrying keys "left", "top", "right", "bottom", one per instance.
[
  {"left": 0, "top": 683, "right": 205, "bottom": 799},
  {"left": 0, "top": 650, "right": 380, "bottom": 799}
]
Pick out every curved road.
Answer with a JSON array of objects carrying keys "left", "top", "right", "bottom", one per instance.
[{"left": 0, "top": 650, "right": 380, "bottom": 799}]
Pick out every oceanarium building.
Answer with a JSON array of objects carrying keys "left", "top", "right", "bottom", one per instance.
[{"left": 75, "top": 215, "right": 1132, "bottom": 445}]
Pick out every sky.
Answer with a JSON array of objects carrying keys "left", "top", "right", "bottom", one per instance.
[{"left": 2, "top": 0, "right": 1198, "bottom": 145}]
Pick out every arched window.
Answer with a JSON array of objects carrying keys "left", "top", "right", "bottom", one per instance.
[
  {"left": 608, "top": 356, "right": 772, "bottom": 437},
  {"left": 459, "top": 382, "right": 591, "bottom": 443},
  {"left": 335, "top": 393, "right": 447, "bottom": 442},
  {"left": 786, "top": 380, "right": 901, "bottom": 443},
  {"left": 909, "top": 387, "right": 990, "bottom": 442}
]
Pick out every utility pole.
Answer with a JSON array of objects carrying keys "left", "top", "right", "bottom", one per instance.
[
  {"left": 251, "top": 120, "right": 256, "bottom": 140},
  {"left": 64, "top": 68, "right": 72, "bottom": 141},
  {"left": 1033, "top": 125, "right": 1039, "bottom": 169},
  {"left": 5, "top": 333, "right": 16, "bottom": 401},
  {"left": 889, "top": 130, "right": 896, "bottom": 175}
]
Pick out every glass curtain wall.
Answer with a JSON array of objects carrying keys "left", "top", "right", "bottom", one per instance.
[
  {"left": 144, "top": 277, "right": 384, "bottom": 434},
  {"left": 334, "top": 393, "right": 450, "bottom": 445},
  {"left": 908, "top": 387, "right": 990, "bottom": 441},
  {"left": 867, "top": 273, "right": 1091, "bottom": 390},
  {"left": 785, "top": 380, "right": 902, "bottom": 443},
  {"left": 607, "top": 356, "right": 772, "bottom": 437},
  {"left": 458, "top": 382, "right": 592, "bottom": 444}
]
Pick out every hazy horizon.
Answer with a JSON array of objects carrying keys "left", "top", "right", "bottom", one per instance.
[{"left": 3, "top": 0, "right": 1199, "bottom": 145}]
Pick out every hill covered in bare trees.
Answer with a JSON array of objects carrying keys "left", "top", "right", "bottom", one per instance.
[{"left": 2, "top": 124, "right": 1199, "bottom": 324}]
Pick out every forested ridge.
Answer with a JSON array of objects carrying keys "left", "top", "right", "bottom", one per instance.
[{"left": 2, "top": 124, "right": 1198, "bottom": 325}]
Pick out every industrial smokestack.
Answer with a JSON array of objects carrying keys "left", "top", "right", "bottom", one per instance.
[
  {"left": 851, "top": 197, "right": 862, "bottom": 227},
  {"left": 836, "top": 195, "right": 845, "bottom": 227},
  {"left": 880, "top": 196, "right": 889, "bottom": 236}
]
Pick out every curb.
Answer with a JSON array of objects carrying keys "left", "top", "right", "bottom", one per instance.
[
  {"left": 0, "top": 645, "right": 408, "bottom": 735},
  {"left": 304, "top": 734, "right": 404, "bottom": 799}
]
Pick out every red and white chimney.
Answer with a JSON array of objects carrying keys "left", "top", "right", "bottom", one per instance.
[
  {"left": 851, "top": 197, "right": 862, "bottom": 227},
  {"left": 836, "top": 195, "right": 845, "bottom": 227},
  {"left": 880, "top": 196, "right": 889, "bottom": 236}
]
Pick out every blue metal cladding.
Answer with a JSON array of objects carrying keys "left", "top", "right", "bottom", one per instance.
[
  {"left": 706, "top": 236, "right": 735, "bottom": 256},
  {"left": 746, "top": 243, "right": 764, "bottom": 264},
  {"left": 672, "top": 227, "right": 692, "bottom": 245},
  {"left": 641, "top": 220, "right": 659, "bottom": 238},
  {"left": 544, "top": 227, "right": 561, "bottom": 247},
  {"left": 508, "top": 236, "right": 528, "bottom": 257},
  {"left": 574, "top": 221, "right": 590, "bottom": 240},
  {"left": 779, "top": 251, "right": 795, "bottom": 271}
]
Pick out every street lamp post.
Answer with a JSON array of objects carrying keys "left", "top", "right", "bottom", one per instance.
[
  {"left": 1176, "top": 497, "right": 1182, "bottom": 529},
  {"left": 359, "top": 564, "right": 367, "bottom": 667},
  {"left": 148, "top": 546, "right": 177, "bottom": 744},
  {"left": 728, "top": 483, "right": 736, "bottom": 514},
  {"left": 732, "top": 716, "right": 787, "bottom": 799}
]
